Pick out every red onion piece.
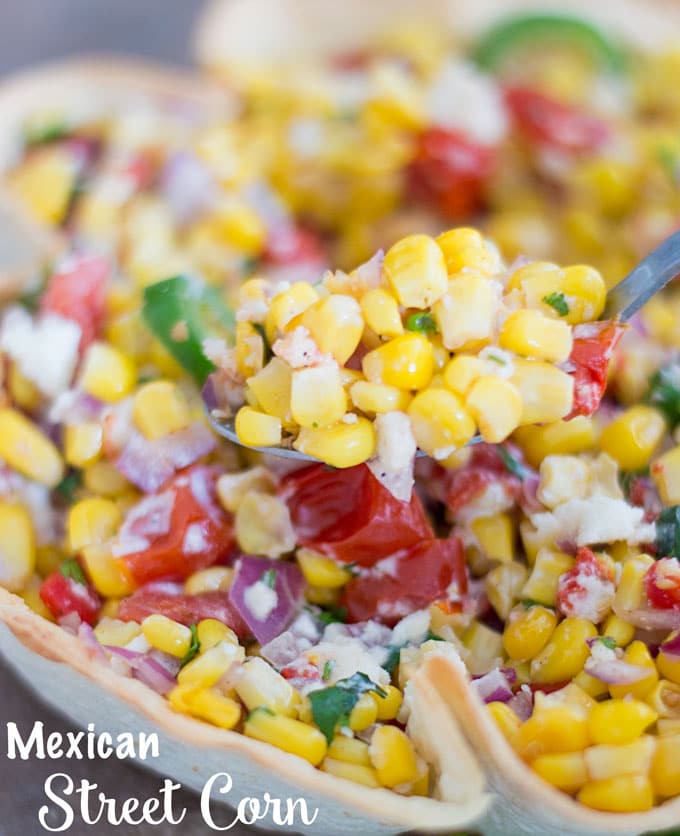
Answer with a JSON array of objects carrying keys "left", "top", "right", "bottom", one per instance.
[
  {"left": 507, "top": 688, "right": 533, "bottom": 722},
  {"left": 472, "top": 668, "right": 513, "bottom": 704},
  {"left": 201, "top": 375, "right": 219, "bottom": 412},
  {"left": 228, "top": 556, "right": 305, "bottom": 645},
  {"left": 131, "top": 655, "right": 177, "bottom": 695},
  {"left": 77, "top": 622, "right": 107, "bottom": 662},
  {"left": 584, "top": 657, "right": 649, "bottom": 685},
  {"left": 162, "top": 152, "right": 218, "bottom": 225},
  {"left": 120, "top": 491, "right": 175, "bottom": 540},
  {"left": 614, "top": 605, "right": 680, "bottom": 632},
  {"left": 660, "top": 632, "right": 680, "bottom": 659},
  {"left": 58, "top": 612, "right": 82, "bottom": 634}
]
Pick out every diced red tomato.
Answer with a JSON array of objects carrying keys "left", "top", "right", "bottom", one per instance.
[
  {"left": 40, "top": 255, "right": 109, "bottom": 352},
  {"left": 504, "top": 86, "right": 609, "bottom": 153},
  {"left": 342, "top": 537, "right": 467, "bottom": 625},
  {"left": 121, "top": 466, "right": 234, "bottom": 585},
  {"left": 264, "top": 225, "right": 325, "bottom": 267},
  {"left": 407, "top": 127, "right": 495, "bottom": 218},
  {"left": 566, "top": 321, "right": 625, "bottom": 419},
  {"left": 527, "top": 681, "right": 570, "bottom": 695},
  {"left": 557, "top": 547, "right": 616, "bottom": 621},
  {"left": 117, "top": 586, "right": 249, "bottom": 639},
  {"left": 445, "top": 444, "right": 522, "bottom": 515},
  {"left": 40, "top": 570, "right": 101, "bottom": 626},
  {"left": 280, "top": 660, "right": 321, "bottom": 681},
  {"left": 645, "top": 558, "right": 680, "bottom": 610},
  {"left": 280, "top": 463, "right": 433, "bottom": 567}
]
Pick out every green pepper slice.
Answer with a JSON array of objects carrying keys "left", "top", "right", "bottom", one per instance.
[
  {"left": 142, "top": 275, "right": 235, "bottom": 386},
  {"left": 472, "top": 13, "right": 626, "bottom": 75}
]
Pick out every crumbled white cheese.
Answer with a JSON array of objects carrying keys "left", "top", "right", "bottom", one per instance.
[
  {"left": 287, "top": 117, "right": 324, "bottom": 158},
  {"left": 303, "top": 637, "right": 390, "bottom": 692},
  {"left": 453, "top": 481, "right": 515, "bottom": 524},
  {"left": 0, "top": 308, "right": 81, "bottom": 398},
  {"left": 479, "top": 346, "right": 515, "bottom": 379},
  {"left": 182, "top": 522, "right": 209, "bottom": 554},
  {"left": 367, "top": 411, "right": 416, "bottom": 502},
  {"left": 391, "top": 610, "right": 430, "bottom": 647},
  {"left": 558, "top": 570, "right": 615, "bottom": 623},
  {"left": 244, "top": 580, "right": 278, "bottom": 621},
  {"left": 426, "top": 60, "right": 508, "bottom": 145},
  {"left": 272, "top": 326, "right": 326, "bottom": 369},
  {"left": 202, "top": 338, "right": 238, "bottom": 373},
  {"left": 236, "top": 296, "right": 269, "bottom": 324},
  {"left": 530, "top": 496, "right": 655, "bottom": 547}
]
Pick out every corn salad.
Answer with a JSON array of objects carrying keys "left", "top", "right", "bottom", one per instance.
[{"left": 4, "top": 8, "right": 680, "bottom": 815}]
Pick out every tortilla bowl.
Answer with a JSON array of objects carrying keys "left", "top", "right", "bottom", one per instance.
[{"left": 0, "top": 58, "right": 493, "bottom": 834}]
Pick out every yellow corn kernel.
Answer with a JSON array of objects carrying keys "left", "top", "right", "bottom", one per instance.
[
  {"left": 614, "top": 553, "right": 655, "bottom": 613},
  {"left": 532, "top": 752, "right": 588, "bottom": 794},
  {"left": 142, "top": 614, "right": 192, "bottom": 658},
  {"left": 295, "top": 417, "right": 375, "bottom": 468},
  {"left": 432, "top": 275, "right": 497, "bottom": 351},
  {"left": 658, "top": 718, "right": 680, "bottom": 736},
  {"left": 609, "top": 641, "right": 658, "bottom": 700},
  {"left": 67, "top": 498, "right": 122, "bottom": 553},
  {"left": 360, "top": 288, "right": 403, "bottom": 338},
  {"left": 93, "top": 617, "right": 141, "bottom": 647},
  {"left": 512, "top": 417, "right": 596, "bottom": 469},
  {"left": 196, "top": 619, "right": 238, "bottom": 651},
  {"left": 559, "top": 265, "right": 608, "bottom": 324},
  {"left": 8, "top": 364, "right": 41, "bottom": 410},
  {"left": 503, "top": 604, "right": 558, "bottom": 662},
  {"left": 588, "top": 699, "right": 657, "bottom": 746},
  {"left": 599, "top": 406, "right": 666, "bottom": 472},
  {"left": 64, "top": 422, "right": 103, "bottom": 469},
  {"left": 234, "top": 657, "right": 298, "bottom": 717},
  {"left": 79, "top": 342, "right": 136, "bottom": 403},
  {"left": 462, "top": 622, "right": 504, "bottom": 676},
  {"left": 211, "top": 199, "right": 265, "bottom": 255},
  {"left": 650, "top": 734, "right": 680, "bottom": 797},
  {"left": 306, "top": 585, "right": 342, "bottom": 608},
  {"left": 245, "top": 707, "right": 327, "bottom": 765},
  {"left": 499, "top": 309, "right": 573, "bottom": 363},
  {"left": 235, "top": 321, "right": 264, "bottom": 378},
  {"left": 511, "top": 360, "right": 574, "bottom": 425},
  {"left": 518, "top": 705, "right": 590, "bottom": 760},
  {"left": 296, "top": 548, "right": 351, "bottom": 588},
  {"left": 82, "top": 460, "right": 129, "bottom": 497},
  {"left": 132, "top": 381, "right": 190, "bottom": 440},
  {"left": 652, "top": 444, "right": 680, "bottom": 504},
  {"left": 80, "top": 544, "right": 134, "bottom": 597},
  {"left": 485, "top": 561, "right": 528, "bottom": 620},
  {"left": 518, "top": 519, "right": 552, "bottom": 566},
  {"left": 349, "top": 381, "right": 411, "bottom": 414},
  {"left": 177, "top": 640, "right": 244, "bottom": 688},
  {"left": 264, "top": 283, "right": 320, "bottom": 342},
  {"left": 300, "top": 295, "right": 364, "bottom": 365},
  {"left": 235, "top": 406, "right": 282, "bottom": 447},
  {"left": 577, "top": 774, "right": 653, "bottom": 812},
  {"left": 181, "top": 688, "right": 242, "bottom": 730},
  {"left": 362, "top": 333, "right": 434, "bottom": 390},
  {"left": 0, "top": 408, "right": 63, "bottom": 487},
  {"left": 535, "top": 683, "right": 595, "bottom": 714},
  {"left": 216, "top": 467, "right": 276, "bottom": 514},
  {"left": 369, "top": 725, "right": 419, "bottom": 788},
  {"left": 20, "top": 573, "right": 53, "bottom": 619},
  {"left": 521, "top": 548, "right": 574, "bottom": 607},
  {"left": 348, "top": 694, "right": 379, "bottom": 732},
  {"left": 572, "top": 669, "right": 609, "bottom": 699},
  {"left": 372, "top": 685, "right": 403, "bottom": 721},
  {"left": 466, "top": 376, "right": 522, "bottom": 443},
  {"left": 487, "top": 700, "right": 522, "bottom": 748},
  {"left": 442, "top": 355, "right": 486, "bottom": 396},
  {"left": 321, "top": 758, "right": 380, "bottom": 787},
  {"left": 658, "top": 642, "right": 680, "bottom": 686},
  {"left": 327, "top": 736, "right": 371, "bottom": 766},
  {"left": 436, "top": 227, "right": 484, "bottom": 271},
  {"left": 384, "top": 234, "right": 447, "bottom": 308},
  {"left": 234, "top": 491, "right": 295, "bottom": 558},
  {"left": 290, "top": 364, "right": 347, "bottom": 429},
  {"left": 531, "top": 617, "right": 597, "bottom": 685},
  {"left": 471, "top": 513, "right": 515, "bottom": 563},
  {"left": 508, "top": 261, "right": 561, "bottom": 294},
  {"left": 0, "top": 502, "right": 35, "bottom": 592},
  {"left": 601, "top": 614, "right": 635, "bottom": 648},
  {"left": 646, "top": 679, "right": 680, "bottom": 719},
  {"left": 10, "top": 146, "right": 75, "bottom": 224},
  {"left": 184, "top": 567, "right": 233, "bottom": 596},
  {"left": 585, "top": 736, "right": 656, "bottom": 784},
  {"left": 408, "top": 387, "right": 476, "bottom": 456}
]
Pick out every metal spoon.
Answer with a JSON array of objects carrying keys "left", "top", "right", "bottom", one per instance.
[{"left": 208, "top": 228, "right": 680, "bottom": 460}]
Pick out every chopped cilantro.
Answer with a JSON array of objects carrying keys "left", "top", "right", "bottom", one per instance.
[
  {"left": 405, "top": 312, "right": 438, "bottom": 335},
  {"left": 261, "top": 568, "right": 277, "bottom": 589},
  {"left": 322, "top": 660, "right": 334, "bottom": 682},
  {"left": 596, "top": 636, "right": 617, "bottom": 650},
  {"left": 498, "top": 446, "right": 526, "bottom": 481},
  {"left": 647, "top": 362, "right": 680, "bottom": 428},
  {"left": 59, "top": 559, "right": 86, "bottom": 586},
  {"left": 542, "top": 291, "right": 569, "bottom": 317},
  {"left": 382, "top": 645, "right": 402, "bottom": 675},
  {"left": 179, "top": 624, "right": 201, "bottom": 668},
  {"left": 309, "top": 672, "right": 387, "bottom": 743},
  {"left": 485, "top": 352, "right": 506, "bottom": 365},
  {"left": 343, "top": 562, "right": 360, "bottom": 578},
  {"left": 656, "top": 506, "right": 680, "bottom": 560},
  {"left": 619, "top": 468, "right": 649, "bottom": 501},
  {"left": 18, "top": 285, "right": 44, "bottom": 312},
  {"left": 24, "top": 120, "right": 69, "bottom": 146},
  {"left": 253, "top": 323, "right": 273, "bottom": 365},
  {"left": 315, "top": 605, "right": 348, "bottom": 625},
  {"left": 55, "top": 470, "right": 82, "bottom": 504},
  {"left": 423, "top": 629, "right": 445, "bottom": 642}
]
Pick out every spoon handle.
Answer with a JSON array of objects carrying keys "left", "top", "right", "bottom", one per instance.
[{"left": 603, "top": 228, "right": 680, "bottom": 321}]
